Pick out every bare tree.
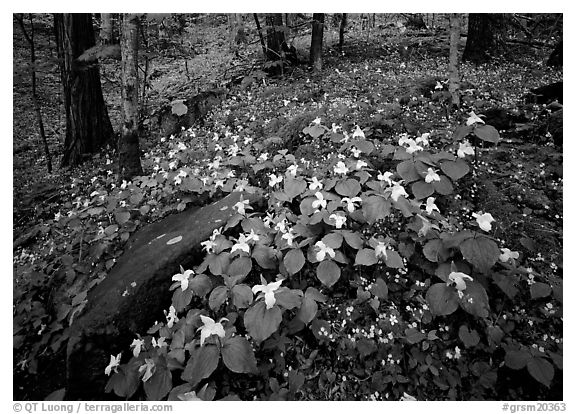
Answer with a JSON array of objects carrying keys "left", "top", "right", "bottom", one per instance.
[
  {"left": 100, "top": 13, "right": 113, "bottom": 44},
  {"left": 118, "top": 14, "right": 143, "bottom": 180},
  {"left": 339, "top": 13, "right": 347, "bottom": 52},
  {"left": 310, "top": 13, "right": 325, "bottom": 71},
  {"left": 462, "top": 14, "right": 507, "bottom": 64},
  {"left": 448, "top": 13, "right": 461, "bottom": 109}
]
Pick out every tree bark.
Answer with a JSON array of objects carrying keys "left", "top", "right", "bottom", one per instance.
[
  {"left": 462, "top": 13, "right": 507, "bottom": 64},
  {"left": 310, "top": 13, "right": 324, "bottom": 71},
  {"left": 448, "top": 13, "right": 461, "bottom": 109},
  {"left": 253, "top": 14, "right": 267, "bottom": 56},
  {"left": 547, "top": 40, "right": 562, "bottom": 68},
  {"left": 265, "top": 13, "right": 286, "bottom": 61},
  {"left": 17, "top": 13, "right": 52, "bottom": 173},
  {"left": 100, "top": 13, "right": 113, "bottom": 44},
  {"left": 339, "top": 13, "right": 347, "bottom": 51},
  {"left": 119, "top": 14, "right": 143, "bottom": 181},
  {"left": 54, "top": 13, "right": 114, "bottom": 167}
]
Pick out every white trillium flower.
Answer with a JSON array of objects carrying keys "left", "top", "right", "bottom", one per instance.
[
  {"left": 130, "top": 338, "right": 144, "bottom": 357},
  {"left": 139, "top": 358, "right": 156, "bottom": 382},
  {"left": 353, "top": 125, "right": 365, "bottom": 139},
  {"left": 166, "top": 305, "right": 179, "bottom": 328},
  {"left": 375, "top": 242, "right": 388, "bottom": 259},
  {"left": 200, "top": 239, "right": 217, "bottom": 254},
  {"left": 312, "top": 192, "right": 327, "bottom": 211},
  {"left": 281, "top": 229, "right": 297, "bottom": 246},
  {"left": 355, "top": 160, "right": 368, "bottom": 170},
  {"left": 333, "top": 161, "right": 349, "bottom": 175},
  {"left": 405, "top": 138, "right": 423, "bottom": 154},
  {"left": 499, "top": 248, "right": 519, "bottom": 263},
  {"left": 458, "top": 140, "right": 475, "bottom": 158},
  {"left": 472, "top": 212, "right": 495, "bottom": 232},
  {"left": 329, "top": 213, "right": 347, "bottom": 229},
  {"left": 231, "top": 234, "right": 251, "bottom": 254},
  {"left": 341, "top": 196, "right": 362, "bottom": 212},
  {"left": 309, "top": 176, "right": 323, "bottom": 191},
  {"left": 448, "top": 271, "right": 473, "bottom": 291},
  {"left": 269, "top": 173, "right": 283, "bottom": 187},
  {"left": 172, "top": 269, "right": 194, "bottom": 292},
  {"left": 425, "top": 168, "right": 441, "bottom": 183},
  {"left": 105, "top": 353, "right": 122, "bottom": 376},
  {"left": 390, "top": 183, "right": 408, "bottom": 202},
  {"left": 252, "top": 279, "right": 283, "bottom": 309},
  {"left": 466, "top": 111, "right": 485, "bottom": 126},
  {"left": 351, "top": 147, "right": 362, "bottom": 157},
  {"left": 152, "top": 337, "right": 167, "bottom": 348},
  {"left": 233, "top": 199, "right": 251, "bottom": 215},
  {"left": 424, "top": 197, "right": 440, "bottom": 214},
  {"left": 315, "top": 241, "right": 336, "bottom": 262},
  {"left": 287, "top": 164, "right": 298, "bottom": 176},
  {"left": 378, "top": 171, "right": 394, "bottom": 186},
  {"left": 197, "top": 315, "right": 228, "bottom": 346}
]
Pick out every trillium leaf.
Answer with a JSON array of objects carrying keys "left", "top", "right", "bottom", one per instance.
[
  {"left": 440, "top": 159, "right": 470, "bottom": 181},
  {"left": 296, "top": 296, "right": 318, "bottom": 324},
  {"left": 341, "top": 230, "right": 363, "bottom": 249},
  {"left": 284, "top": 176, "right": 307, "bottom": 200},
  {"left": 397, "top": 160, "right": 421, "bottom": 183},
  {"left": 221, "top": 336, "right": 258, "bottom": 374},
  {"left": 275, "top": 288, "right": 303, "bottom": 310},
  {"left": 244, "top": 301, "right": 282, "bottom": 343},
  {"left": 284, "top": 249, "right": 305, "bottom": 275},
  {"left": 181, "top": 344, "right": 220, "bottom": 387},
  {"left": 231, "top": 284, "right": 253, "bottom": 309},
  {"left": 335, "top": 179, "right": 361, "bottom": 197},
  {"left": 527, "top": 357, "right": 554, "bottom": 388},
  {"left": 226, "top": 256, "right": 252, "bottom": 278},
  {"left": 171, "top": 101, "right": 188, "bottom": 116},
  {"left": 322, "top": 232, "right": 343, "bottom": 249},
  {"left": 431, "top": 175, "right": 453, "bottom": 195},
  {"left": 530, "top": 282, "right": 552, "bottom": 299},
  {"left": 453, "top": 125, "right": 474, "bottom": 141},
  {"left": 208, "top": 285, "right": 229, "bottom": 310},
  {"left": 172, "top": 287, "right": 195, "bottom": 312},
  {"left": 316, "top": 260, "right": 341, "bottom": 287},
  {"left": 404, "top": 328, "right": 426, "bottom": 344},
  {"left": 362, "top": 196, "right": 391, "bottom": 224},
  {"left": 357, "top": 338, "right": 377, "bottom": 356},
  {"left": 458, "top": 325, "right": 480, "bottom": 348},
  {"left": 370, "top": 278, "right": 388, "bottom": 300},
  {"left": 384, "top": 249, "right": 404, "bottom": 269},
  {"left": 505, "top": 350, "right": 531, "bottom": 370},
  {"left": 460, "top": 236, "right": 500, "bottom": 273},
  {"left": 426, "top": 283, "right": 459, "bottom": 316},
  {"left": 422, "top": 239, "right": 447, "bottom": 263},
  {"left": 353, "top": 138, "right": 375, "bottom": 154},
  {"left": 492, "top": 273, "right": 519, "bottom": 299},
  {"left": 144, "top": 362, "right": 172, "bottom": 401},
  {"left": 310, "top": 319, "right": 332, "bottom": 342},
  {"left": 115, "top": 210, "right": 131, "bottom": 225},
  {"left": 355, "top": 248, "right": 378, "bottom": 266},
  {"left": 208, "top": 253, "right": 231, "bottom": 276},
  {"left": 474, "top": 124, "right": 500, "bottom": 144},
  {"left": 252, "top": 245, "right": 278, "bottom": 269},
  {"left": 189, "top": 274, "right": 212, "bottom": 297},
  {"left": 411, "top": 181, "right": 435, "bottom": 200},
  {"left": 459, "top": 281, "right": 490, "bottom": 318}
]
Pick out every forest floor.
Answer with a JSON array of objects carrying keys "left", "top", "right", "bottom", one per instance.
[{"left": 13, "top": 16, "right": 562, "bottom": 401}]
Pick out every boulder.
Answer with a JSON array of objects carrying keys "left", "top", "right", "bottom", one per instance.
[{"left": 65, "top": 190, "right": 263, "bottom": 400}]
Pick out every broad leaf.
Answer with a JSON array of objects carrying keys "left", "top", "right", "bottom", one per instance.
[
  {"left": 384, "top": 249, "right": 404, "bottom": 269},
  {"left": 284, "top": 249, "right": 305, "bottom": 275},
  {"left": 426, "top": 283, "right": 459, "bottom": 316},
  {"left": 221, "top": 336, "right": 258, "bottom": 374},
  {"left": 143, "top": 362, "right": 172, "bottom": 401},
  {"left": 231, "top": 284, "right": 253, "bottom": 309},
  {"left": 440, "top": 159, "right": 470, "bottom": 181},
  {"left": 458, "top": 325, "right": 480, "bottom": 348},
  {"left": 181, "top": 345, "right": 220, "bottom": 387},
  {"left": 474, "top": 124, "right": 500, "bottom": 144},
  {"left": 275, "top": 288, "right": 303, "bottom": 310},
  {"left": 530, "top": 282, "right": 552, "bottom": 299},
  {"left": 335, "top": 179, "right": 361, "bottom": 197},
  {"left": 209, "top": 286, "right": 229, "bottom": 310},
  {"left": 296, "top": 296, "right": 318, "bottom": 324},
  {"left": 460, "top": 236, "right": 500, "bottom": 273},
  {"left": 226, "top": 256, "right": 252, "bottom": 278},
  {"left": 370, "top": 278, "right": 388, "bottom": 300},
  {"left": 244, "top": 301, "right": 282, "bottom": 343},
  {"left": 397, "top": 160, "right": 420, "bottom": 183},
  {"left": 411, "top": 181, "right": 434, "bottom": 200},
  {"left": 252, "top": 245, "right": 278, "bottom": 269},
  {"left": 431, "top": 175, "right": 453, "bottom": 195},
  {"left": 459, "top": 281, "right": 490, "bottom": 318},
  {"left": 362, "top": 196, "right": 391, "bottom": 224},
  {"left": 505, "top": 350, "right": 530, "bottom": 370},
  {"left": 284, "top": 176, "right": 307, "bottom": 200},
  {"left": 316, "top": 260, "right": 341, "bottom": 287},
  {"left": 355, "top": 248, "right": 377, "bottom": 266},
  {"left": 492, "top": 273, "right": 519, "bottom": 299},
  {"left": 527, "top": 357, "right": 554, "bottom": 388},
  {"left": 404, "top": 328, "right": 426, "bottom": 344}
]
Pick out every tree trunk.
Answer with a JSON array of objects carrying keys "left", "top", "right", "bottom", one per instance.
[
  {"left": 119, "top": 14, "right": 143, "bottom": 181},
  {"left": 100, "top": 13, "right": 113, "bottom": 44},
  {"left": 339, "top": 13, "right": 347, "bottom": 51},
  {"left": 54, "top": 13, "right": 114, "bottom": 167},
  {"left": 462, "top": 13, "right": 507, "bottom": 64},
  {"left": 253, "top": 14, "right": 267, "bottom": 56},
  {"left": 17, "top": 13, "right": 52, "bottom": 173},
  {"left": 448, "top": 13, "right": 461, "bottom": 109},
  {"left": 265, "top": 13, "right": 286, "bottom": 61},
  {"left": 310, "top": 13, "right": 324, "bottom": 71},
  {"left": 547, "top": 40, "right": 562, "bottom": 68},
  {"left": 228, "top": 13, "right": 246, "bottom": 51}
]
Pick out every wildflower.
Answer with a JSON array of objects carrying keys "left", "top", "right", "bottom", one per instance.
[
  {"left": 398, "top": 134, "right": 410, "bottom": 146},
  {"left": 466, "top": 111, "right": 485, "bottom": 126},
  {"left": 309, "top": 176, "right": 323, "bottom": 191},
  {"left": 472, "top": 212, "right": 495, "bottom": 232},
  {"left": 313, "top": 117, "right": 322, "bottom": 125},
  {"left": 172, "top": 269, "right": 194, "bottom": 292},
  {"left": 351, "top": 147, "right": 362, "bottom": 157},
  {"left": 500, "top": 248, "right": 519, "bottom": 263},
  {"left": 287, "top": 164, "right": 298, "bottom": 176},
  {"left": 457, "top": 140, "right": 475, "bottom": 158},
  {"left": 333, "top": 161, "right": 349, "bottom": 175},
  {"left": 105, "top": 353, "right": 121, "bottom": 376},
  {"left": 448, "top": 271, "right": 473, "bottom": 291},
  {"left": 231, "top": 234, "right": 251, "bottom": 254},
  {"left": 275, "top": 218, "right": 288, "bottom": 233},
  {"left": 424, "top": 197, "right": 440, "bottom": 214},
  {"left": 258, "top": 152, "right": 269, "bottom": 162},
  {"left": 177, "top": 142, "right": 187, "bottom": 150},
  {"left": 405, "top": 139, "right": 423, "bottom": 154},
  {"left": 281, "top": 229, "right": 297, "bottom": 246},
  {"left": 390, "top": 183, "right": 408, "bottom": 202},
  {"left": 312, "top": 192, "right": 327, "bottom": 211},
  {"left": 355, "top": 160, "right": 368, "bottom": 170},
  {"left": 454, "top": 346, "right": 462, "bottom": 359},
  {"left": 374, "top": 241, "right": 388, "bottom": 260},
  {"left": 329, "top": 213, "right": 347, "bottom": 229},
  {"left": 245, "top": 229, "right": 260, "bottom": 243},
  {"left": 268, "top": 173, "right": 283, "bottom": 188},
  {"left": 425, "top": 168, "right": 441, "bottom": 183},
  {"left": 130, "top": 338, "right": 144, "bottom": 357},
  {"left": 377, "top": 171, "right": 394, "bottom": 186},
  {"left": 151, "top": 337, "right": 166, "bottom": 348},
  {"left": 400, "top": 392, "right": 417, "bottom": 401},
  {"left": 200, "top": 239, "right": 217, "bottom": 254},
  {"left": 252, "top": 278, "right": 283, "bottom": 309},
  {"left": 315, "top": 241, "right": 335, "bottom": 261},
  {"left": 416, "top": 132, "right": 430, "bottom": 146},
  {"left": 227, "top": 143, "right": 240, "bottom": 156},
  {"left": 166, "top": 305, "right": 179, "bottom": 328},
  {"left": 179, "top": 391, "right": 203, "bottom": 401},
  {"left": 233, "top": 198, "right": 251, "bottom": 216},
  {"left": 214, "top": 179, "right": 225, "bottom": 189},
  {"left": 341, "top": 196, "right": 362, "bottom": 212},
  {"left": 197, "top": 315, "right": 228, "bottom": 346},
  {"left": 139, "top": 358, "right": 156, "bottom": 382},
  {"left": 353, "top": 125, "right": 365, "bottom": 139},
  {"left": 54, "top": 212, "right": 62, "bottom": 221}
]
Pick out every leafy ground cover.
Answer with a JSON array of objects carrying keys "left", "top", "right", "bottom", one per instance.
[{"left": 13, "top": 17, "right": 562, "bottom": 401}]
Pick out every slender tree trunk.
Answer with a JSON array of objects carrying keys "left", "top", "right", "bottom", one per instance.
[
  {"left": 339, "top": 13, "right": 347, "bottom": 51},
  {"left": 547, "top": 40, "right": 562, "bottom": 68},
  {"left": 253, "top": 14, "right": 267, "bottom": 56},
  {"left": 54, "top": 13, "right": 114, "bottom": 167},
  {"left": 462, "top": 13, "right": 507, "bottom": 64},
  {"left": 100, "top": 13, "right": 113, "bottom": 44},
  {"left": 448, "top": 13, "right": 461, "bottom": 109},
  {"left": 310, "top": 13, "right": 324, "bottom": 71},
  {"left": 17, "top": 14, "right": 52, "bottom": 173},
  {"left": 119, "top": 14, "right": 143, "bottom": 181},
  {"left": 265, "top": 13, "right": 286, "bottom": 61}
]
